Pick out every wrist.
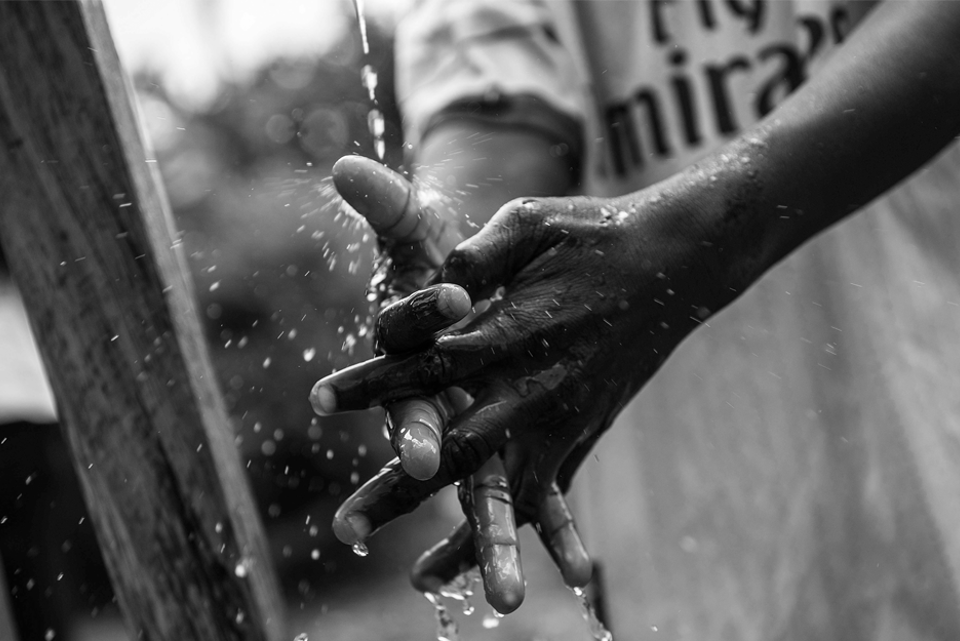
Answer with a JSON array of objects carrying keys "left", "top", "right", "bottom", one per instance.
[{"left": 610, "top": 138, "right": 775, "bottom": 319}]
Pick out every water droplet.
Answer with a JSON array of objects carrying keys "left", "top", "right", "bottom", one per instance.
[
  {"left": 262, "top": 357, "right": 272, "bottom": 369},
  {"left": 482, "top": 612, "right": 501, "bottom": 629},
  {"left": 311, "top": 549, "right": 321, "bottom": 560},
  {"left": 44, "top": 629, "right": 56, "bottom": 641},
  {"left": 352, "top": 542, "right": 369, "bottom": 557},
  {"left": 234, "top": 560, "right": 248, "bottom": 578},
  {"left": 215, "top": 522, "right": 223, "bottom": 534},
  {"left": 424, "top": 592, "right": 460, "bottom": 641},
  {"left": 303, "top": 347, "right": 316, "bottom": 362},
  {"left": 294, "top": 634, "right": 309, "bottom": 641},
  {"left": 570, "top": 586, "right": 613, "bottom": 640}
]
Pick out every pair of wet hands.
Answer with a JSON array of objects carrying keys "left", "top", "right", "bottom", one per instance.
[{"left": 311, "top": 156, "right": 704, "bottom": 613}]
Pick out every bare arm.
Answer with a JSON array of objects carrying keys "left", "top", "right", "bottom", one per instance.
[
  {"left": 676, "top": 0, "right": 960, "bottom": 306},
  {"left": 317, "top": 0, "right": 960, "bottom": 610}
]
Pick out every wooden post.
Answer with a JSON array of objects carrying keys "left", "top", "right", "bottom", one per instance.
[
  {"left": 0, "top": 2, "right": 285, "bottom": 640},
  {"left": 0, "top": 552, "right": 19, "bottom": 641}
]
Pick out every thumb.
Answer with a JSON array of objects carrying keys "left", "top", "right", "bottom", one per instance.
[
  {"left": 431, "top": 198, "right": 555, "bottom": 302},
  {"left": 334, "top": 155, "right": 464, "bottom": 272},
  {"left": 333, "top": 155, "right": 422, "bottom": 240}
]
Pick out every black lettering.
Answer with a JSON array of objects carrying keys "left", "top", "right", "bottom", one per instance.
[
  {"left": 798, "top": 16, "right": 825, "bottom": 61},
  {"left": 604, "top": 90, "right": 671, "bottom": 177},
  {"left": 669, "top": 49, "right": 702, "bottom": 146},
  {"left": 605, "top": 102, "right": 640, "bottom": 177},
  {"left": 706, "top": 56, "right": 751, "bottom": 135},
  {"left": 831, "top": 6, "right": 851, "bottom": 43},
  {"left": 651, "top": 0, "right": 676, "bottom": 44},
  {"left": 696, "top": 0, "right": 718, "bottom": 30},
  {"left": 725, "top": 0, "right": 765, "bottom": 33},
  {"left": 634, "top": 88, "right": 671, "bottom": 156},
  {"left": 756, "top": 44, "right": 806, "bottom": 117}
]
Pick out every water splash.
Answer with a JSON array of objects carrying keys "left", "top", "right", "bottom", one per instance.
[
  {"left": 438, "top": 569, "right": 479, "bottom": 616},
  {"left": 351, "top": 541, "right": 369, "bottom": 557},
  {"left": 482, "top": 609, "right": 504, "bottom": 629},
  {"left": 424, "top": 592, "right": 460, "bottom": 641},
  {"left": 361, "top": 64, "right": 378, "bottom": 102},
  {"left": 572, "top": 586, "right": 613, "bottom": 641},
  {"left": 234, "top": 558, "right": 249, "bottom": 578}
]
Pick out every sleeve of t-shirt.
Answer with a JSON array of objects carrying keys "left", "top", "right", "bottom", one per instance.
[{"left": 395, "top": 0, "right": 587, "bottom": 162}]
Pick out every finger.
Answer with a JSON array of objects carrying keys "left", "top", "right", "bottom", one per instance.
[
  {"left": 333, "top": 155, "right": 423, "bottom": 241},
  {"left": 387, "top": 398, "right": 444, "bottom": 481},
  {"left": 387, "top": 387, "right": 474, "bottom": 481},
  {"left": 376, "top": 284, "right": 472, "bottom": 354},
  {"left": 310, "top": 338, "right": 494, "bottom": 415},
  {"left": 429, "top": 197, "right": 554, "bottom": 301},
  {"left": 536, "top": 483, "right": 592, "bottom": 588},
  {"left": 461, "top": 454, "right": 524, "bottom": 614},
  {"left": 331, "top": 387, "right": 518, "bottom": 544},
  {"left": 410, "top": 521, "right": 476, "bottom": 594}
]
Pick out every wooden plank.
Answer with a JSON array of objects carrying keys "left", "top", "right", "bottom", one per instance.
[
  {"left": 0, "top": 551, "right": 20, "bottom": 641},
  {"left": 0, "top": 2, "right": 285, "bottom": 640}
]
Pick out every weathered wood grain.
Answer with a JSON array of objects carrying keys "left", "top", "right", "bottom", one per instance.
[
  {"left": 0, "top": 552, "right": 19, "bottom": 641},
  {"left": 0, "top": 2, "right": 284, "bottom": 639}
]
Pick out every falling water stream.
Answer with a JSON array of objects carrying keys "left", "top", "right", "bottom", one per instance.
[
  {"left": 352, "top": 0, "right": 386, "bottom": 161},
  {"left": 572, "top": 587, "right": 614, "bottom": 641}
]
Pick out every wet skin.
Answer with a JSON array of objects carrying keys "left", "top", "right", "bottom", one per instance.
[
  {"left": 318, "top": 157, "right": 735, "bottom": 608},
  {"left": 317, "top": 0, "right": 960, "bottom": 613},
  {"left": 325, "top": 157, "right": 598, "bottom": 611}
]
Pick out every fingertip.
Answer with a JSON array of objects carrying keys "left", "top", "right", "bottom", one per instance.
[
  {"left": 332, "top": 155, "right": 413, "bottom": 236},
  {"left": 332, "top": 511, "right": 371, "bottom": 546},
  {"left": 410, "top": 569, "right": 444, "bottom": 595},
  {"left": 482, "top": 546, "right": 525, "bottom": 614},
  {"left": 491, "top": 585, "right": 525, "bottom": 615},
  {"left": 410, "top": 524, "right": 475, "bottom": 592},
  {"left": 435, "top": 284, "right": 472, "bottom": 321},
  {"left": 537, "top": 487, "right": 593, "bottom": 588},
  {"left": 332, "top": 154, "right": 372, "bottom": 179},
  {"left": 390, "top": 399, "right": 444, "bottom": 480},
  {"left": 556, "top": 543, "right": 593, "bottom": 588},
  {"left": 399, "top": 422, "right": 441, "bottom": 481},
  {"left": 309, "top": 382, "right": 337, "bottom": 415}
]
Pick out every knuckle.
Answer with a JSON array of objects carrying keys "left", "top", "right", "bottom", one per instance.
[
  {"left": 441, "top": 429, "right": 494, "bottom": 480},
  {"left": 502, "top": 197, "right": 546, "bottom": 228}
]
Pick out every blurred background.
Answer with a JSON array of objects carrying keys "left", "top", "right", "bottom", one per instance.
[{"left": 0, "top": 1, "right": 587, "bottom": 639}]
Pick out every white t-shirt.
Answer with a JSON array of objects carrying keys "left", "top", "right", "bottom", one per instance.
[
  {"left": 397, "top": 2, "right": 960, "bottom": 639},
  {"left": 0, "top": 280, "right": 57, "bottom": 423}
]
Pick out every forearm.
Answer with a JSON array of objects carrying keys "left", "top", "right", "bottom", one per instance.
[
  {"left": 415, "top": 121, "right": 576, "bottom": 239},
  {"left": 640, "top": 0, "right": 960, "bottom": 304}
]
